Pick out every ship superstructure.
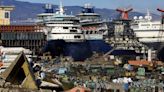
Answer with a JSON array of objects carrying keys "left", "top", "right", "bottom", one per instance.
[
  {"left": 37, "top": 3, "right": 84, "bottom": 42},
  {"left": 76, "top": 4, "right": 111, "bottom": 54},
  {"left": 76, "top": 4, "right": 107, "bottom": 40},
  {"left": 131, "top": 10, "right": 164, "bottom": 48},
  {"left": 37, "top": 3, "right": 91, "bottom": 60}
]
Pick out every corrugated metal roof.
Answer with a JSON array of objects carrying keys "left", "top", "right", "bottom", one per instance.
[{"left": 128, "top": 60, "right": 152, "bottom": 66}]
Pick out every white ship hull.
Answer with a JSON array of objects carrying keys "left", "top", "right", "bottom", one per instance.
[
  {"left": 131, "top": 11, "right": 164, "bottom": 44},
  {"left": 134, "top": 30, "right": 164, "bottom": 42},
  {"left": 138, "top": 37, "right": 164, "bottom": 42},
  {"left": 47, "top": 34, "right": 84, "bottom": 42},
  {"left": 84, "top": 34, "right": 103, "bottom": 40},
  {"left": 134, "top": 30, "right": 164, "bottom": 38}
]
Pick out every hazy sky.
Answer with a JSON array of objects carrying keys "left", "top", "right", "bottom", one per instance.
[{"left": 17, "top": 0, "right": 164, "bottom": 13}]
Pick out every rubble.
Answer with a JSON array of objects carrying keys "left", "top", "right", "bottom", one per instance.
[{"left": 0, "top": 52, "right": 63, "bottom": 92}]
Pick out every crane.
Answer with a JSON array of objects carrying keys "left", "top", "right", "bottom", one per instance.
[
  {"left": 116, "top": 7, "right": 133, "bottom": 20},
  {"left": 157, "top": 8, "right": 164, "bottom": 24},
  {"left": 157, "top": 8, "right": 164, "bottom": 38},
  {"left": 157, "top": 8, "right": 164, "bottom": 61}
]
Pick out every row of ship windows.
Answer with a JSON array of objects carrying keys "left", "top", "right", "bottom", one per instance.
[
  {"left": 63, "top": 27, "right": 78, "bottom": 29},
  {"left": 61, "top": 35, "right": 81, "bottom": 39},
  {"left": 54, "top": 30, "right": 78, "bottom": 33},
  {"left": 84, "top": 31, "right": 100, "bottom": 34},
  {"left": 53, "top": 27, "right": 78, "bottom": 29},
  {"left": 52, "top": 30, "right": 100, "bottom": 34},
  {"left": 142, "top": 26, "right": 159, "bottom": 28},
  {"left": 48, "top": 23, "right": 78, "bottom": 25},
  {"left": 74, "top": 35, "right": 81, "bottom": 38},
  {"left": 133, "top": 25, "right": 160, "bottom": 29},
  {"left": 141, "top": 24, "right": 161, "bottom": 26},
  {"left": 54, "top": 30, "right": 101, "bottom": 34}
]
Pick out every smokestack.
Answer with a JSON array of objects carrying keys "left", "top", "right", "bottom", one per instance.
[{"left": 44, "top": 4, "right": 54, "bottom": 13}]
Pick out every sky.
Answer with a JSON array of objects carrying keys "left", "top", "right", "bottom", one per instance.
[{"left": 17, "top": 0, "right": 164, "bottom": 13}]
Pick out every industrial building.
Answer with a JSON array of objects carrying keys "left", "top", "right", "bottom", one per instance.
[
  {"left": 0, "top": 25, "right": 46, "bottom": 55},
  {"left": 0, "top": 6, "right": 14, "bottom": 25}
]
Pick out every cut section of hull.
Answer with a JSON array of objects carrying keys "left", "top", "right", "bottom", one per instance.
[
  {"left": 44, "top": 40, "right": 142, "bottom": 61},
  {"left": 44, "top": 40, "right": 92, "bottom": 61}
]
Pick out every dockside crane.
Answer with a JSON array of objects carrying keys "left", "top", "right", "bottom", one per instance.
[
  {"left": 157, "top": 8, "right": 164, "bottom": 24},
  {"left": 157, "top": 8, "right": 164, "bottom": 61},
  {"left": 116, "top": 7, "right": 133, "bottom": 20},
  {"left": 157, "top": 8, "right": 164, "bottom": 41}
]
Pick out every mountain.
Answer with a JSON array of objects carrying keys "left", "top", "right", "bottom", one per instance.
[{"left": 1, "top": 0, "right": 160, "bottom": 21}]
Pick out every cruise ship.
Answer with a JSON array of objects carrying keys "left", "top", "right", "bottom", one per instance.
[
  {"left": 37, "top": 3, "right": 92, "bottom": 60},
  {"left": 76, "top": 4, "right": 107, "bottom": 40},
  {"left": 76, "top": 4, "right": 111, "bottom": 53},
  {"left": 37, "top": 3, "right": 144, "bottom": 60},
  {"left": 37, "top": 3, "right": 84, "bottom": 42},
  {"left": 131, "top": 10, "right": 164, "bottom": 50},
  {"left": 76, "top": 4, "right": 139, "bottom": 56},
  {"left": 36, "top": 2, "right": 145, "bottom": 61}
]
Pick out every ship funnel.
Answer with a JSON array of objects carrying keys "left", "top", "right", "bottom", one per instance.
[
  {"left": 44, "top": 4, "right": 54, "bottom": 13},
  {"left": 82, "top": 3, "right": 94, "bottom": 13},
  {"left": 116, "top": 7, "right": 133, "bottom": 20},
  {"left": 84, "top": 3, "right": 93, "bottom": 9}
]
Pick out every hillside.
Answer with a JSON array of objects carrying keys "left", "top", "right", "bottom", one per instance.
[{"left": 1, "top": 0, "right": 160, "bottom": 22}]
